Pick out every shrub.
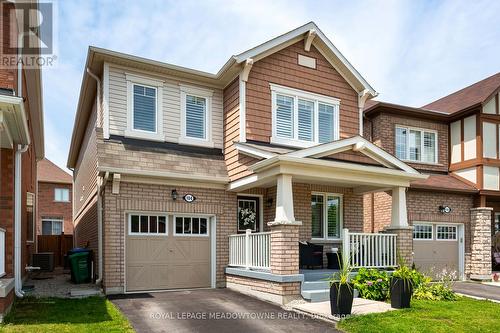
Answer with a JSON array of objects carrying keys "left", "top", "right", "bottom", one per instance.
[
  {"left": 352, "top": 268, "right": 390, "bottom": 301},
  {"left": 412, "top": 268, "right": 459, "bottom": 301}
]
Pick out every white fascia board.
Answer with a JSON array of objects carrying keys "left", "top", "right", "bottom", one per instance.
[
  {"left": 0, "top": 94, "right": 30, "bottom": 146},
  {"left": 285, "top": 135, "right": 419, "bottom": 174},
  {"left": 250, "top": 155, "right": 427, "bottom": 181},
  {"left": 233, "top": 142, "right": 276, "bottom": 160},
  {"left": 234, "top": 22, "right": 376, "bottom": 96}
]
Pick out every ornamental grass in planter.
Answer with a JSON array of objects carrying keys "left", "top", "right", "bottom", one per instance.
[
  {"left": 329, "top": 253, "right": 354, "bottom": 316},
  {"left": 390, "top": 261, "right": 413, "bottom": 309}
]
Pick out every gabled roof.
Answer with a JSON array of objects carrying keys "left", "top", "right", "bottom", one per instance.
[
  {"left": 236, "top": 136, "right": 421, "bottom": 174},
  {"left": 68, "top": 22, "right": 377, "bottom": 168},
  {"left": 423, "top": 72, "right": 500, "bottom": 114},
  {"left": 38, "top": 158, "right": 72, "bottom": 184}
]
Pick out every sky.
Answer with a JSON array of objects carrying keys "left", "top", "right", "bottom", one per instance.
[{"left": 42, "top": 0, "right": 500, "bottom": 171}]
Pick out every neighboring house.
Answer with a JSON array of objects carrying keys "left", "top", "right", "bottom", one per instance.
[
  {"left": 37, "top": 158, "right": 73, "bottom": 236},
  {"left": 67, "top": 21, "right": 492, "bottom": 304},
  {"left": 0, "top": 0, "right": 44, "bottom": 319},
  {"left": 364, "top": 72, "right": 500, "bottom": 280}
]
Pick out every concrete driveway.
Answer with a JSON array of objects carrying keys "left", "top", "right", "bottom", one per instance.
[
  {"left": 453, "top": 282, "right": 500, "bottom": 301},
  {"left": 110, "top": 289, "right": 338, "bottom": 333}
]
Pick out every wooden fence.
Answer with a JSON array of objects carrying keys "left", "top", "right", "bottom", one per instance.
[{"left": 37, "top": 234, "right": 74, "bottom": 267}]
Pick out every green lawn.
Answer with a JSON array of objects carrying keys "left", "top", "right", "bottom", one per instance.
[
  {"left": 338, "top": 297, "right": 500, "bottom": 333},
  {"left": 1, "top": 296, "right": 133, "bottom": 333}
]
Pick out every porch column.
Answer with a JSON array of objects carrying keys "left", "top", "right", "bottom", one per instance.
[
  {"left": 385, "top": 186, "right": 413, "bottom": 265},
  {"left": 268, "top": 174, "right": 302, "bottom": 275},
  {"left": 390, "top": 186, "right": 408, "bottom": 228},
  {"left": 273, "top": 174, "right": 295, "bottom": 223},
  {"left": 469, "top": 207, "right": 492, "bottom": 280}
]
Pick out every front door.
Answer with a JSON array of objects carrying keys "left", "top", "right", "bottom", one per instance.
[{"left": 237, "top": 196, "right": 260, "bottom": 233}]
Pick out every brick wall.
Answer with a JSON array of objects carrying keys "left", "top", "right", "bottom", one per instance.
[
  {"left": 37, "top": 182, "right": 73, "bottom": 235},
  {"left": 102, "top": 181, "right": 237, "bottom": 292},
  {"left": 73, "top": 197, "right": 98, "bottom": 276},
  {"left": 370, "top": 112, "right": 449, "bottom": 173},
  {"left": 0, "top": 149, "right": 14, "bottom": 277}
]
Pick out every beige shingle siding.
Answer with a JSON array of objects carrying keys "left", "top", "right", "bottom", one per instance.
[
  {"left": 107, "top": 65, "right": 224, "bottom": 148},
  {"left": 96, "top": 129, "right": 227, "bottom": 179},
  {"left": 74, "top": 101, "right": 99, "bottom": 215}
]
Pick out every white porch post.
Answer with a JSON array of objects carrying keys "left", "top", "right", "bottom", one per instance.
[
  {"left": 273, "top": 174, "right": 296, "bottom": 223},
  {"left": 390, "top": 186, "right": 408, "bottom": 228}
]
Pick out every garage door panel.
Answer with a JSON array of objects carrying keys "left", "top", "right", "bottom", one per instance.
[
  {"left": 126, "top": 214, "right": 212, "bottom": 292},
  {"left": 413, "top": 224, "right": 460, "bottom": 280}
]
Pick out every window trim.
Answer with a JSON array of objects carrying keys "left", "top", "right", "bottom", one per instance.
[
  {"left": 180, "top": 84, "right": 214, "bottom": 148},
  {"left": 311, "top": 192, "right": 343, "bottom": 241},
  {"left": 436, "top": 224, "right": 458, "bottom": 241},
  {"left": 41, "top": 218, "right": 64, "bottom": 235},
  {"left": 395, "top": 125, "right": 438, "bottom": 165},
  {"left": 412, "top": 223, "right": 433, "bottom": 240},
  {"left": 173, "top": 214, "right": 210, "bottom": 237},
  {"left": 128, "top": 213, "right": 169, "bottom": 236},
  {"left": 54, "top": 188, "right": 70, "bottom": 202},
  {"left": 125, "top": 73, "right": 164, "bottom": 141},
  {"left": 270, "top": 83, "right": 340, "bottom": 148}
]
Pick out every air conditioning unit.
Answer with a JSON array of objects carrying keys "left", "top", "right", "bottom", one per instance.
[{"left": 32, "top": 252, "right": 54, "bottom": 272}]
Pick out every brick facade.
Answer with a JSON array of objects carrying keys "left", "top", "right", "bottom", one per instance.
[
  {"left": 73, "top": 198, "right": 98, "bottom": 276},
  {"left": 101, "top": 181, "right": 237, "bottom": 293},
  {"left": 367, "top": 112, "right": 449, "bottom": 173},
  {"left": 37, "top": 182, "right": 73, "bottom": 235}
]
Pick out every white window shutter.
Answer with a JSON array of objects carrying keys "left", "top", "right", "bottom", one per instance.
[
  {"left": 298, "top": 99, "right": 314, "bottom": 141},
  {"left": 276, "top": 94, "right": 294, "bottom": 138},
  {"left": 185, "top": 95, "right": 206, "bottom": 139},
  {"left": 133, "top": 85, "right": 157, "bottom": 132},
  {"left": 318, "top": 103, "right": 335, "bottom": 143}
]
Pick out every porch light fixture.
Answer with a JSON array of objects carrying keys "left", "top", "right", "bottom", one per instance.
[
  {"left": 266, "top": 198, "right": 273, "bottom": 208},
  {"left": 171, "top": 189, "right": 178, "bottom": 201},
  {"left": 439, "top": 205, "right": 451, "bottom": 214}
]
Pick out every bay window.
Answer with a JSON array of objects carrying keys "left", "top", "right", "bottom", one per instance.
[
  {"left": 271, "top": 84, "right": 340, "bottom": 147},
  {"left": 395, "top": 126, "right": 437, "bottom": 163},
  {"left": 311, "top": 193, "right": 342, "bottom": 239}
]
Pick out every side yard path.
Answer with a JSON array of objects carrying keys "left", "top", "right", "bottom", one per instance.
[
  {"left": 1, "top": 296, "right": 133, "bottom": 333},
  {"left": 338, "top": 297, "right": 500, "bottom": 333}
]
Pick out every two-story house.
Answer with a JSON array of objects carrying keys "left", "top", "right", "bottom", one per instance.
[
  {"left": 364, "top": 73, "right": 500, "bottom": 282},
  {"left": 36, "top": 158, "right": 73, "bottom": 236},
  {"left": 67, "top": 22, "right": 492, "bottom": 304},
  {"left": 0, "top": 0, "right": 44, "bottom": 320}
]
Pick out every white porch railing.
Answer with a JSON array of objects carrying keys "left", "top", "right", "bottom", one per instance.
[
  {"left": 342, "top": 228, "right": 397, "bottom": 268},
  {"left": 228, "top": 229, "right": 271, "bottom": 270}
]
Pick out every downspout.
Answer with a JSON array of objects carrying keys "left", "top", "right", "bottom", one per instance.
[
  {"left": 86, "top": 67, "right": 103, "bottom": 285},
  {"left": 95, "top": 172, "right": 108, "bottom": 285},
  {"left": 14, "top": 144, "right": 28, "bottom": 297}
]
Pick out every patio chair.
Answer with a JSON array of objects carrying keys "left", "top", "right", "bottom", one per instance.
[{"left": 299, "top": 241, "right": 324, "bottom": 269}]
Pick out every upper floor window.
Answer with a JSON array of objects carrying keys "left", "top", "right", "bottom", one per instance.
[
  {"left": 133, "top": 84, "right": 156, "bottom": 132},
  {"left": 125, "top": 73, "right": 164, "bottom": 141},
  {"left": 395, "top": 126, "right": 437, "bottom": 164},
  {"left": 54, "top": 188, "right": 69, "bottom": 202},
  {"left": 180, "top": 85, "right": 213, "bottom": 147},
  {"left": 270, "top": 84, "right": 340, "bottom": 148}
]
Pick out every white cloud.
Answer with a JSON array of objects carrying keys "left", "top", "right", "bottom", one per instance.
[{"left": 42, "top": 0, "right": 500, "bottom": 169}]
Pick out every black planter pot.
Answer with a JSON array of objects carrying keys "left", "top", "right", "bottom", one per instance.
[
  {"left": 390, "top": 277, "right": 412, "bottom": 309},
  {"left": 330, "top": 282, "right": 354, "bottom": 316}
]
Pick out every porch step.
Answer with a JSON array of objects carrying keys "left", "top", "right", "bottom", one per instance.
[
  {"left": 301, "top": 289, "right": 330, "bottom": 302},
  {"left": 301, "top": 280, "right": 330, "bottom": 291},
  {"left": 302, "top": 270, "right": 336, "bottom": 282}
]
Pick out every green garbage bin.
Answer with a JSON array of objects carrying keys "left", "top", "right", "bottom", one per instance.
[{"left": 69, "top": 251, "right": 90, "bottom": 284}]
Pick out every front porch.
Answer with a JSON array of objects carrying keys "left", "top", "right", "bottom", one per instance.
[{"left": 225, "top": 136, "right": 424, "bottom": 304}]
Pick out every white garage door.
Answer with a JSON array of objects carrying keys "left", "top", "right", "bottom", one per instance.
[
  {"left": 413, "top": 223, "right": 461, "bottom": 278},
  {"left": 126, "top": 213, "right": 212, "bottom": 292}
]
